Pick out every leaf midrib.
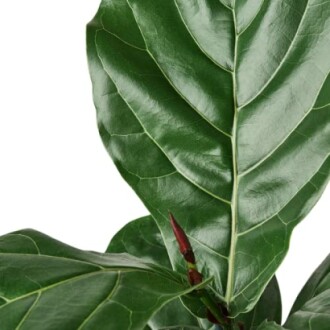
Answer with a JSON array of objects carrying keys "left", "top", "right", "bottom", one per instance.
[{"left": 225, "top": 2, "right": 239, "bottom": 306}]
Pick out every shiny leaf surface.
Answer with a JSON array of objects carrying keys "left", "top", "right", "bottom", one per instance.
[
  {"left": 87, "top": 0, "right": 330, "bottom": 315},
  {"left": 256, "top": 321, "right": 285, "bottom": 330},
  {"left": 108, "top": 216, "right": 282, "bottom": 329},
  {"left": 108, "top": 215, "right": 212, "bottom": 329},
  {"left": 0, "top": 230, "right": 205, "bottom": 330},
  {"left": 235, "top": 277, "right": 282, "bottom": 329},
  {"left": 284, "top": 254, "right": 330, "bottom": 330},
  {"left": 107, "top": 215, "right": 171, "bottom": 268}
]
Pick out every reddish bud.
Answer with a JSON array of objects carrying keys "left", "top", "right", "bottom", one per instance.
[
  {"left": 169, "top": 213, "right": 195, "bottom": 263},
  {"left": 188, "top": 268, "right": 203, "bottom": 285},
  {"left": 183, "top": 250, "right": 196, "bottom": 264}
]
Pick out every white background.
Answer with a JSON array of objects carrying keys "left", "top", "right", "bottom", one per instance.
[{"left": 0, "top": 0, "right": 329, "bottom": 322}]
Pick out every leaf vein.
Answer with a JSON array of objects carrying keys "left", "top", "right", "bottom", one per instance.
[
  {"left": 238, "top": 70, "right": 330, "bottom": 177},
  {"left": 16, "top": 293, "right": 41, "bottom": 329},
  {"left": 238, "top": 154, "right": 330, "bottom": 237},
  {"left": 94, "top": 50, "right": 232, "bottom": 205},
  {"left": 237, "top": 0, "right": 266, "bottom": 36},
  {"left": 313, "top": 103, "right": 330, "bottom": 110},
  {"left": 187, "top": 234, "right": 229, "bottom": 260},
  {"left": 238, "top": 0, "right": 310, "bottom": 108},
  {"left": 123, "top": 2, "right": 232, "bottom": 139},
  {"left": 10, "top": 233, "right": 41, "bottom": 255},
  {"left": 77, "top": 272, "right": 121, "bottom": 329},
  {"left": 173, "top": 0, "right": 233, "bottom": 73}
]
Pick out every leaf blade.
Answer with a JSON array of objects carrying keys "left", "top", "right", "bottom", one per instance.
[
  {"left": 0, "top": 230, "right": 203, "bottom": 330},
  {"left": 87, "top": 0, "right": 330, "bottom": 316}
]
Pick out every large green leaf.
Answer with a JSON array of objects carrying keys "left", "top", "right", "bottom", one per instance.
[
  {"left": 0, "top": 230, "right": 207, "bottom": 330},
  {"left": 284, "top": 254, "right": 330, "bottom": 330},
  {"left": 108, "top": 216, "right": 282, "bottom": 329},
  {"left": 87, "top": 0, "right": 330, "bottom": 316}
]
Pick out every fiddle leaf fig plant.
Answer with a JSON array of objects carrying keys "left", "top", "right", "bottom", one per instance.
[{"left": 0, "top": 0, "right": 329, "bottom": 329}]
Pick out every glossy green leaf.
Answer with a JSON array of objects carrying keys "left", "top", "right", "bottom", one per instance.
[
  {"left": 0, "top": 229, "right": 207, "bottom": 330},
  {"left": 87, "top": 0, "right": 330, "bottom": 316},
  {"left": 108, "top": 215, "right": 212, "bottom": 329},
  {"left": 284, "top": 254, "right": 330, "bottom": 330},
  {"left": 107, "top": 215, "right": 171, "bottom": 269},
  {"left": 256, "top": 321, "right": 285, "bottom": 330},
  {"left": 235, "top": 276, "right": 282, "bottom": 330},
  {"left": 108, "top": 216, "right": 282, "bottom": 329}
]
